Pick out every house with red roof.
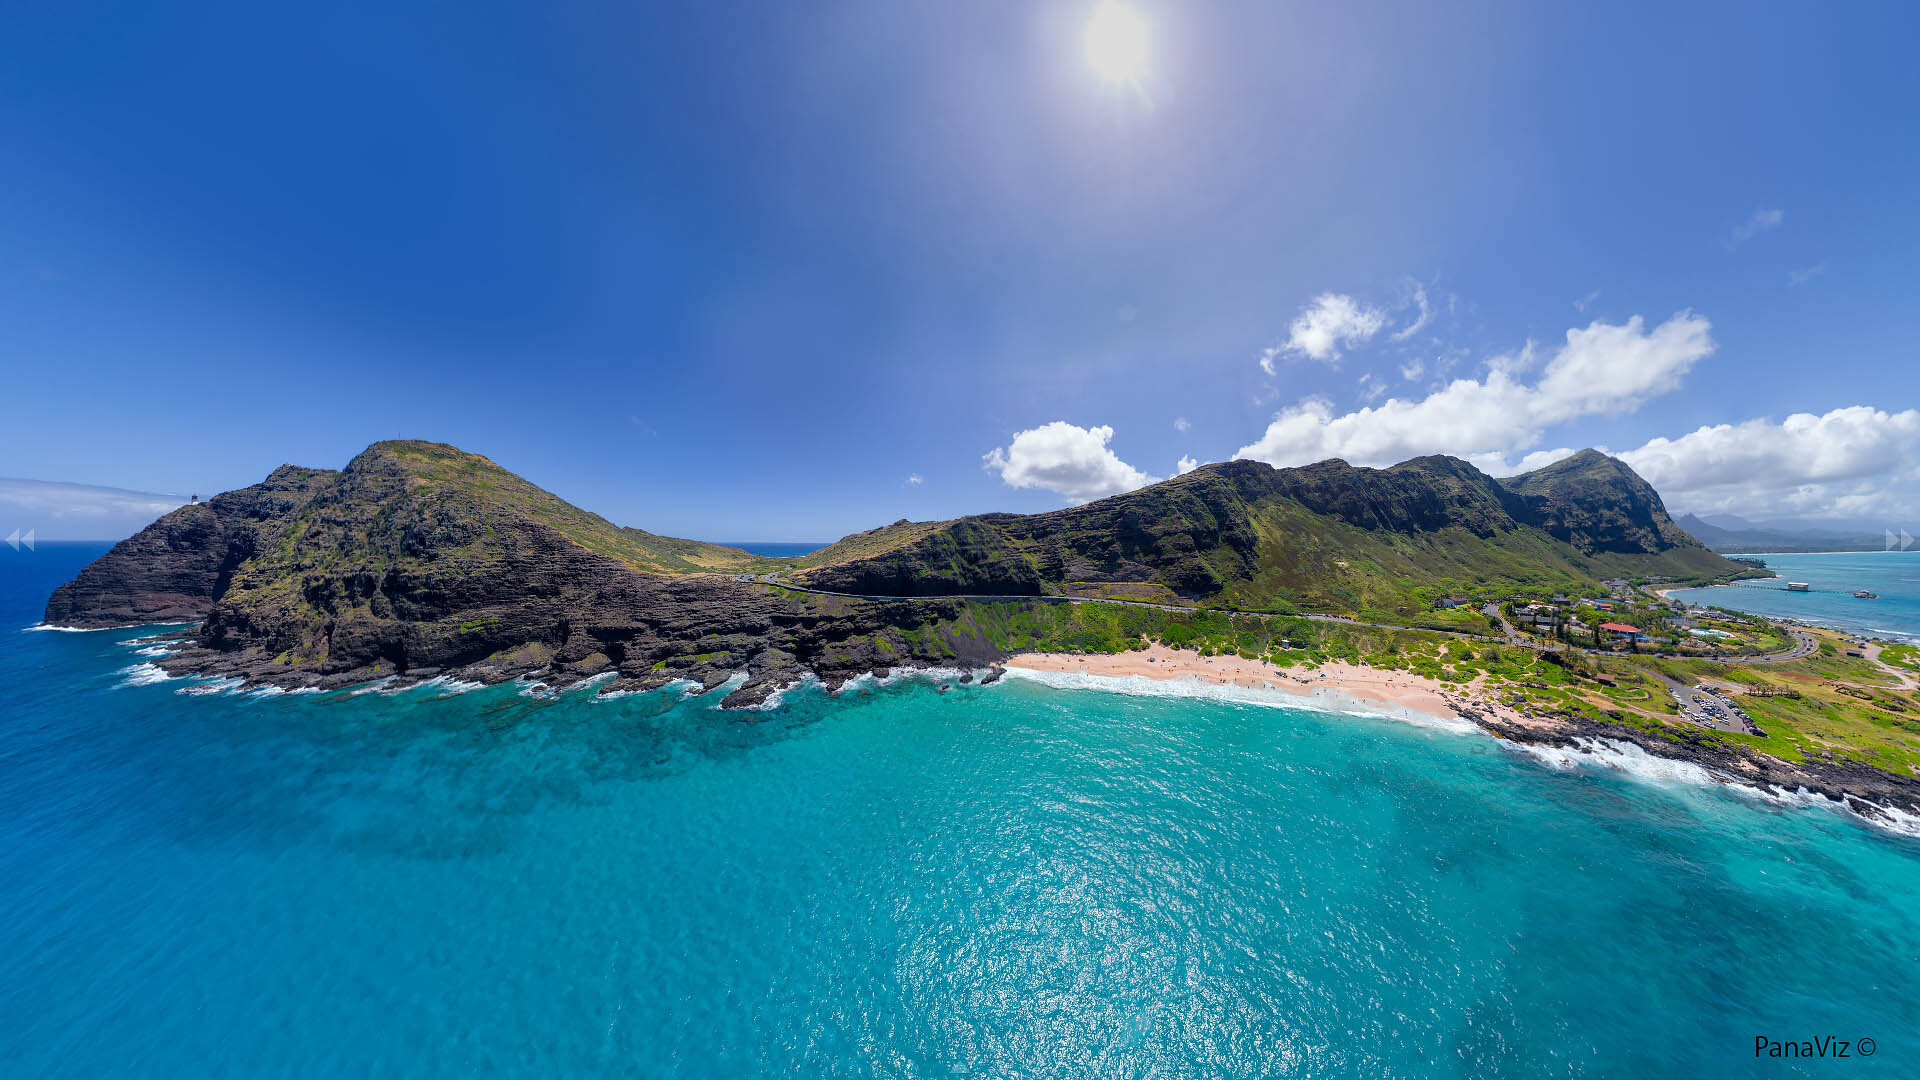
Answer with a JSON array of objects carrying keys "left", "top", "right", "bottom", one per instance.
[{"left": 1598, "top": 621, "right": 1645, "bottom": 645}]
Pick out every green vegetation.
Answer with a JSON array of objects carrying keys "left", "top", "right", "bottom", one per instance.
[
  {"left": 793, "top": 450, "right": 1751, "bottom": 624},
  {"left": 796, "top": 518, "right": 953, "bottom": 570},
  {"left": 1879, "top": 643, "right": 1920, "bottom": 672},
  {"left": 923, "top": 598, "right": 1920, "bottom": 777},
  {"left": 364, "top": 441, "right": 766, "bottom": 574}
]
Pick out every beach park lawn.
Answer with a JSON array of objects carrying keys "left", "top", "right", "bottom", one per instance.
[{"left": 939, "top": 601, "right": 1920, "bottom": 779}]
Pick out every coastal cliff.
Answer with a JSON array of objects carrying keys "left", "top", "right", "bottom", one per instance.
[
  {"left": 47, "top": 439, "right": 1920, "bottom": 819},
  {"left": 795, "top": 450, "right": 1739, "bottom": 610},
  {"left": 51, "top": 442, "right": 993, "bottom": 704},
  {"left": 48, "top": 439, "right": 1736, "bottom": 706}
]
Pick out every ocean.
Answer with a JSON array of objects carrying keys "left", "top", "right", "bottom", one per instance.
[
  {"left": 4, "top": 543, "right": 1920, "bottom": 1077},
  {"left": 1667, "top": 551, "right": 1920, "bottom": 643},
  {"left": 723, "top": 542, "right": 827, "bottom": 558}
]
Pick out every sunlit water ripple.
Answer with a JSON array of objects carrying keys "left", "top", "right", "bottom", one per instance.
[{"left": 5, "top": 545, "right": 1919, "bottom": 1077}]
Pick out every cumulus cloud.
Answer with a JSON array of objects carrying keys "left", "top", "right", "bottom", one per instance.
[
  {"left": 1234, "top": 312, "right": 1714, "bottom": 469},
  {"left": 1175, "top": 455, "right": 1199, "bottom": 475},
  {"left": 904, "top": 473, "right": 924, "bottom": 486},
  {"left": 1465, "top": 447, "right": 1581, "bottom": 477},
  {"left": 0, "top": 478, "right": 188, "bottom": 540},
  {"left": 1728, "top": 207, "right": 1784, "bottom": 246},
  {"left": 1618, "top": 406, "right": 1920, "bottom": 518},
  {"left": 984, "top": 422, "right": 1159, "bottom": 503},
  {"left": 1173, "top": 416, "right": 1190, "bottom": 432},
  {"left": 1260, "top": 293, "right": 1386, "bottom": 371}
]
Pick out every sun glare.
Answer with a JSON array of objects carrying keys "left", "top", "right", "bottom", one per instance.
[{"left": 1083, "top": 2, "right": 1150, "bottom": 87}]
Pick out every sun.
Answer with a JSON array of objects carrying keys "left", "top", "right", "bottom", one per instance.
[{"left": 1083, "top": 2, "right": 1150, "bottom": 87}]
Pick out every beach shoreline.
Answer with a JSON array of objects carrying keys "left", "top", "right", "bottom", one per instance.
[
  {"left": 1003, "top": 643, "right": 1520, "bottom": 728},
  {"left": 1003, "top": 643, "right": 1920, "bottom": 826}
]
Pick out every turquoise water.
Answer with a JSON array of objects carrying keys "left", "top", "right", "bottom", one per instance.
[
  {"left": 5, "top": 545, "right": 1920, "bottom": 1077},
  {"left": 1668, "top": 551, "right": 1920, "bottom": 643}
]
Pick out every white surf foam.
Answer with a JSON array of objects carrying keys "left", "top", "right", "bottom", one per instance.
[
  {"left": 1504, "top": 736, "right": 1718, "bottom": 788},
  {"left": 560, "top": 671, "right": 618, "bottom": 694},
  {"left": 996, "top": 665, "right": 1920, "bottom": 839},
  {"left": 1856, "top": 799, "right": 1920, "bottom": 839},
  {"left": 378, "top": 674, "right": 488, "bottom": 697},
  {"left": 593, "top": 677, "right": 702, "bottom": 701},
  {"left": 177, "top": 676, "right": 245, "bottom": 696},
  {"left": 999, "top": 665, "right": 1480, "bottom": 736},
  {"left": 1503, "top": 736, "right": 1920, "bottom": 841},
  {"left": 695, "top": 671, "right": 749, "bottom": 704},
  {"left": 740, "top": 672, "right": 823, "bottom": 711},
  {"left": 118, "top": 662, "right": 177, "bottom": 687}
]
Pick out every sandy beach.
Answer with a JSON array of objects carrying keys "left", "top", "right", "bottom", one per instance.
[{"left": 1004, "top": 643, "right": 1528, "bottom": 728}]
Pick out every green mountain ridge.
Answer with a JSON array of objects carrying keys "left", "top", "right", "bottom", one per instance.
[
  {"left": 45, "top": 439, "right": 1747, "bottom": 698},
  {"left": 796, "top": 449, "right": 1740, "bottom": 619}
]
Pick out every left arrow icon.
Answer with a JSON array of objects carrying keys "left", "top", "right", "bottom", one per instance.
[
  {"left": 3, "top": 529, "right": 17, "bottom": 552},
  {"left": 20, "top": 529, "right": 32, "bottom": 552}
]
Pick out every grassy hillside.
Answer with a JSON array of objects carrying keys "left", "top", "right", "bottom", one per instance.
[
  {"left": 795, "top": 451, "right": 1748, "bottom": 618},
  {"left": 796, "top": 518, "right": 954, "bottom": 569},
  {"left": 361, "top": 441, "right": 765, "bottom": 574}
]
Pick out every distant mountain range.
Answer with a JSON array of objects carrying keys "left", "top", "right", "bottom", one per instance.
[
  {"left": 1672, "top": 512, "right": 1897, "bottom": 554},
  {"left": 46, "top": 441, "right": 1748, "bottom": 703}
]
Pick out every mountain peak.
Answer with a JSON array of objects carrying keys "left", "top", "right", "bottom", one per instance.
[{"left": 1499, "top": 449, "right": 1695, "bottom": 555}]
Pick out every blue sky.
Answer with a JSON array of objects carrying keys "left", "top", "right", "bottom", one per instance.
[{"left": 3, "top": 1, "right": 1917, "bottom": 540}]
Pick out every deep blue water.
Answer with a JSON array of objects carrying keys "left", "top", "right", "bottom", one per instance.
[
  {"left": 5, "top": 543, "right": 1920, "bottom": 1077},
  {"left": 723, "top": 541, "right": 827, "bottom": 558},
  {"left": 1669, "top": 551, "right": 1920, "bottom": 643}
]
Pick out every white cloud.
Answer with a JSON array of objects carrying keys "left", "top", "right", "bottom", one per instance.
[
  {"left": 984, "top": 421, "right": 1160, "bottom": 503},
  {"left": 904, "top": 473, "right": 924, "bottom": 486},
  {"left": 1728, "top": 207, "right": 1784, "bottom": 246},
  {"left": 1574, "top": 289, "right": 1600, "bottom": 313},
  {"left": 1398, "top": 358, "right": 1424, "bottom": 382},
  {"left": 1356, "top": 372, "right": 1386, "bottom": 403},
  {"left": 0, "top": 478, "right": 189, "bottom": 540},
  {"left": 1261, "top": 293, "right": 1387, "bottom": 371},
  {"left": 1175, "top": 455, "right": 1199, "bottom": 474},
  {"left": 1787, "top": 263, "right": 1826, "bottom": 287},
  {"left": 1390, "top": 284, "right": 1432, "bottom": 342},
  {"left": 1173, "top": 416, "right": 1190, "bottom": 432},
  {"left": 1465, "top": 447, "right": 1580, "bottom": 477},
  {"left": 1234, "top": 312, "right": 1714, "bottom": 469},
  {"left": 1618, "top": 406, "right": 1920, "bottom": 518}
]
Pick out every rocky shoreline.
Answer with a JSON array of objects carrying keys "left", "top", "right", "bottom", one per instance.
[
  {"left": 1455, "top": 699, "right": 1920, "bottom": 826},
  {"left": 120, "top": 618, "right": 1920, "bottom": 828},
  {"left": 127, "top": 618, "right": 1007, "bottom": 709}
]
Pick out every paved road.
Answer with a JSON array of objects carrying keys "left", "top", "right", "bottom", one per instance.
[
  {"left": 1482, "top": 602, "right": 1524, "bottom": 645},
  {"left": 750, "top": 577, "right": 1821, "bottom": 666}
]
